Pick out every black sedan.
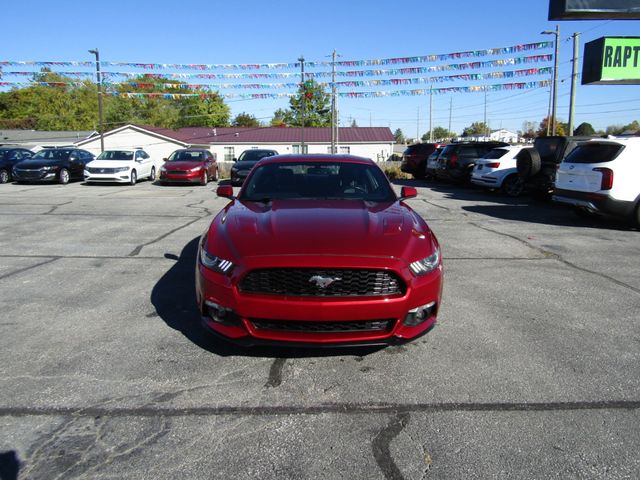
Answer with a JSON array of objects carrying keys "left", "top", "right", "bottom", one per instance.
[
  {"left": 0, "top": 147, "right": 34, "bottom": 183},
  {"left": 12, "top": 148, "right": 95, "bottom": 184}
]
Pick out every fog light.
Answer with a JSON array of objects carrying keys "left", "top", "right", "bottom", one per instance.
[
  {"left": 205, "top": 300, "right": 237, "bottom": 324},
  {"left": 404, "top": 301, "right": 437, "bottom": 326}
]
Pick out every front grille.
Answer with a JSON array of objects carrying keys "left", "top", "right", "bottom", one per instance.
[
  {"left": 15, "top": 169, "right": 44, "bottom": 178},
  {"left": 166, "top": 170, "right": 189, "bottom": 174},
  {"left": 251, "top": 318, "right": 395, "bottom": 333},
  {"left": 239, "top": 268, "right": 405, "bottom": 297},
  {"left": 86, "top": 167, "right": 117, "bottom": 174}
]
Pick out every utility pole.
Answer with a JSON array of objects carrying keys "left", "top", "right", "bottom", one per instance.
[
  {"left": 483, "top": 89, "right": 488, "bottom": 139},
  {"left": 429, "top": 85, "right": 433, "bottom": 142},
  {"left": 88, "top": 48, "right": 104, "bottom": 153},
  {"left": 330, "top": 50, "right": 341, "bottom": 154},
  {"left": 448, "top": 97, "right": 452, "bottom": 138},
  {"left": 542, "top": 25, "right": 560, "bottom": 135},
  {"left": 298, "top": 56, "right": 305, "bottom": 153},
  {"left": 568, "top": 32, "right": 580, "bottom": 136}
]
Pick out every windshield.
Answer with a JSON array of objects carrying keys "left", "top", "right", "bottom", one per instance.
[
  {"left": 237, "top": 150, "right": 277, "bottom": 162},
  {"left": 240, "top": 161, "right": 396, "bottom": 202},
  {"left": 32, "top": 149, "right": 72, "bottom": 160},
  {"left": 96, "top": 150, "right": 134, "bottom": 161},
  {"left": 167, "top": 150, "right": 205, "bottom": 161}
]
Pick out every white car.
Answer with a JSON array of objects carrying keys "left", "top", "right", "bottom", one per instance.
[
  {"left": 553, "top": 137, "right": 640, "bottom": 226},
  {"left": 84, "top": 149, "right": 158, "bottom": 185},
  {"left": 471, "top": 145, "right": 527, "bottom": 197}
]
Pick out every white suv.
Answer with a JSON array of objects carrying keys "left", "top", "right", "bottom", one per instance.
[{"left": 553, "top": 137, "right": 640, "bottom": 227}]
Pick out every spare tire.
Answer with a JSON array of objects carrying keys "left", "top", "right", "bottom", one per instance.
[{"left": 516, "top": 148, "right": 542, "bottom": 179}]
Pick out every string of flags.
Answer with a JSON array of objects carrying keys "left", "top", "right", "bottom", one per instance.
[
  {"left": 0, "top": 41, "right": 553, "bottom": 100},
  {"left": 0, "top": 41, "right": 551, "bottom": 71},
  {"left": 0, "top": 67, "right": 553, "bottom": 91},
  {"left": 0, "top": 55, "right": 552, "bottom": 81},
  {"left": 111, "top": 80, "right": 552, "bottom": 99}
]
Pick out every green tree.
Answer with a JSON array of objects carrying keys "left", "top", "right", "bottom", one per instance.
[
  {"left": 0, "top": 71, "right": 99, "bottom": 130},
  {"left": 422, "top": 126, "right": 455, "bottom": 141},
  {"left": 462, "top": 122, "right": 489, "bottom": 137},
  {"left": 0, "top": 71, "right": 231, "bottom": 130},
  {"left": 275, "top": 79, "right": 331, "bottom": 127},
  {"left": 573, "top": 122, "right": 595, "bottom": 136},
  {"left": 393, "top": 128, "right": 405, "bottom": 144},
  {"left": 233, "top": 112, "right": 260, "bottom": 127},
  {"left": 606, "top": 120, "right": 640, "bottom": 135}
]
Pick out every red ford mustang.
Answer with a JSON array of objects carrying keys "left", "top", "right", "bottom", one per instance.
[{"left": 196, "top": 154, "right": 443, "bottom": 347}]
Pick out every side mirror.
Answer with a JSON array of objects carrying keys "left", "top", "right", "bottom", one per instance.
[
  {"left": 400, "top": 186, "right": 417, "bottom": 199},
  {"left": 162, "top": 158, "right": 168, "bottom": 162},
  {"left": 216, "top": 185, "right": 234, "bottom": 198},
  {"left": 232, "top": 157, "right": 237, "bottom": 162}
]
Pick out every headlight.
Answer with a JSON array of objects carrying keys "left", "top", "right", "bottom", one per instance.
[
  {"left": 200, "top": 244, "right": 234, "bottom": 274},
  {"left": 42, "top": 166, "right": 56, "bottom": 171},
  {"left": 160, "top": 165, "right": 167, "bottom": 172},
  {"left": 231, "top": 167, "right": 238, "bottom": 173},
  {"left": 190, "top": 166, "right": 203, "bottom": 172},
  {"left": 409, "top": 246, "right": 440, "bottom": 276},
  {"left": 114, "top": 167, "right": 129, "bottom": 172}
]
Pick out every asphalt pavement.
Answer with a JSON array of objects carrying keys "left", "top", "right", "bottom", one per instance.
[{"left": 0, "top": 178, "right": 639, "bottom": 479}]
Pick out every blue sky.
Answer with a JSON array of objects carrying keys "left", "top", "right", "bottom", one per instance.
[{"left": 2, "top": 0, "right": 639, "bottom": 136}]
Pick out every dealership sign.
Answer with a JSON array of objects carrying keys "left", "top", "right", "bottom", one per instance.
[
  {"left": 582, "top": 37, "right": 640, "bottom": 85},
  {"left": 549, "top": 0, "right": 640, "bottom": 19}
]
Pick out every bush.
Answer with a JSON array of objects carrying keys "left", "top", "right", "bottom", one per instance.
[{"left": 383, "top": 165, "right": 411, "bottom": 180}]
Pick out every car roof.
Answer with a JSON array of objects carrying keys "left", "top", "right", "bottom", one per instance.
[{"left": 256, "top": 154, "right": 376, "bottom": 166}]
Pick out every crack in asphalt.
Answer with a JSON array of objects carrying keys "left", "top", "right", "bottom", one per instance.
[
  {"left": 372, "top": 412, "right": 410, "bottom": 480},
  {"left": 1, "top": 399, "right": 638, "bottom": 418},
  {"left": 127, "top": 216, "right": 206, "bottom": 257},
  {"left": 44, "top": 201, "right": 73, "bottom": 214},
  {"left": 469, "top": 222, "right": 640, "bottom": 295},
  {"left": 0, "top": 257, "right": 60, "bottom": 281}
]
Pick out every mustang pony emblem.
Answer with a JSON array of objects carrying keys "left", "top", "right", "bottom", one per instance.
[{"left": 309, "top": 275, "right": 342, "bottom": 289}]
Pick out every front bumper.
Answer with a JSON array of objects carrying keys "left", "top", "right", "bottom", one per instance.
[
  {"left": 13, "top": 170, "right": 57, "bottom": 182},
  {"left": 196, "top": 255, "right": 443, "bottom": 346},
  {"left": 84, "top": 171, "right": 131, "bottom": 183},
  {"left": 160, "top": 171, "right": 202, "bottom": 183}
]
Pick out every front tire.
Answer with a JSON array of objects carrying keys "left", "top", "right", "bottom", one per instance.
[
  {"left": 501, "top": 174, "right": 524, "bottom": 197},
  {"left": 149, "top": 166, "right": 156, "bottom": 182},
  {"left": 130, "top": 170, "right": 137, "bottom": 186},
  {"left": 0, "top": 169, "right": 9, "bottom": 184},
  {"left": 200, "top": 171, "right": 208, "bottom": 186},
  {"left": 58, "top": 168, "right": 70, "bottom": 185}
]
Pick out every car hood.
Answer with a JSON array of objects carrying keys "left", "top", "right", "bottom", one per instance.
[
  {"left": 15, "top": 159, "right": 64, "bottom": 168},
  {"left": 86, "top": 160, "right": 134, "bottom": 169},
  {"left": 162, "top": 161, "right": 203, "bottom": 170},
  {"left": 232, "top": 160, "right": 259, "bottom": 170},
  {"left": 207, "top": 199, "right": 435, "bottom": 262}
]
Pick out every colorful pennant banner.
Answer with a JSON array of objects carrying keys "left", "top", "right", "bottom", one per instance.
[
  {"left": 0, "top": 67, "right": 552, "bottom": 91},
  {"left": 0, "top": 41, "right": 552, "bottom": 71}
]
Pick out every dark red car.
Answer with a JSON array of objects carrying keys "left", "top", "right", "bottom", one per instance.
[
  {"left": 196, "top": 154, "right": 443, "bottom": 347},
  {"left": 159, "top": 149, "right": 218, "bottom": 185}
]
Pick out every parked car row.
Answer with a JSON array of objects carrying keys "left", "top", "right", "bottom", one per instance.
[
  {"left": 1, "top": 146, "right": 273, "bottom": 187},
  {"left": 404, "top": 136, "right": 640, "bottom": 227}
]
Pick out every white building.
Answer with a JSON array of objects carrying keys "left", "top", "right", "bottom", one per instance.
[{"left": 76, "top": 124, "right": 395, "bottom": 162}]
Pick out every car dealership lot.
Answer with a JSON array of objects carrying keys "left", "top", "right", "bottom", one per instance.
[{"left": 0, "top": 180, "right": 638, "bottom": 479}]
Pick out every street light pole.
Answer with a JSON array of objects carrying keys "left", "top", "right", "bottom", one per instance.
[
  {"left": 298, "top": 56, "right": 305, "bottom": 154},
  {"left": 542, "top": 26, "right": 560, "bottom": 136},
  {"left": 88, "top": 48, "right": 104, "bottom": 153}
]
